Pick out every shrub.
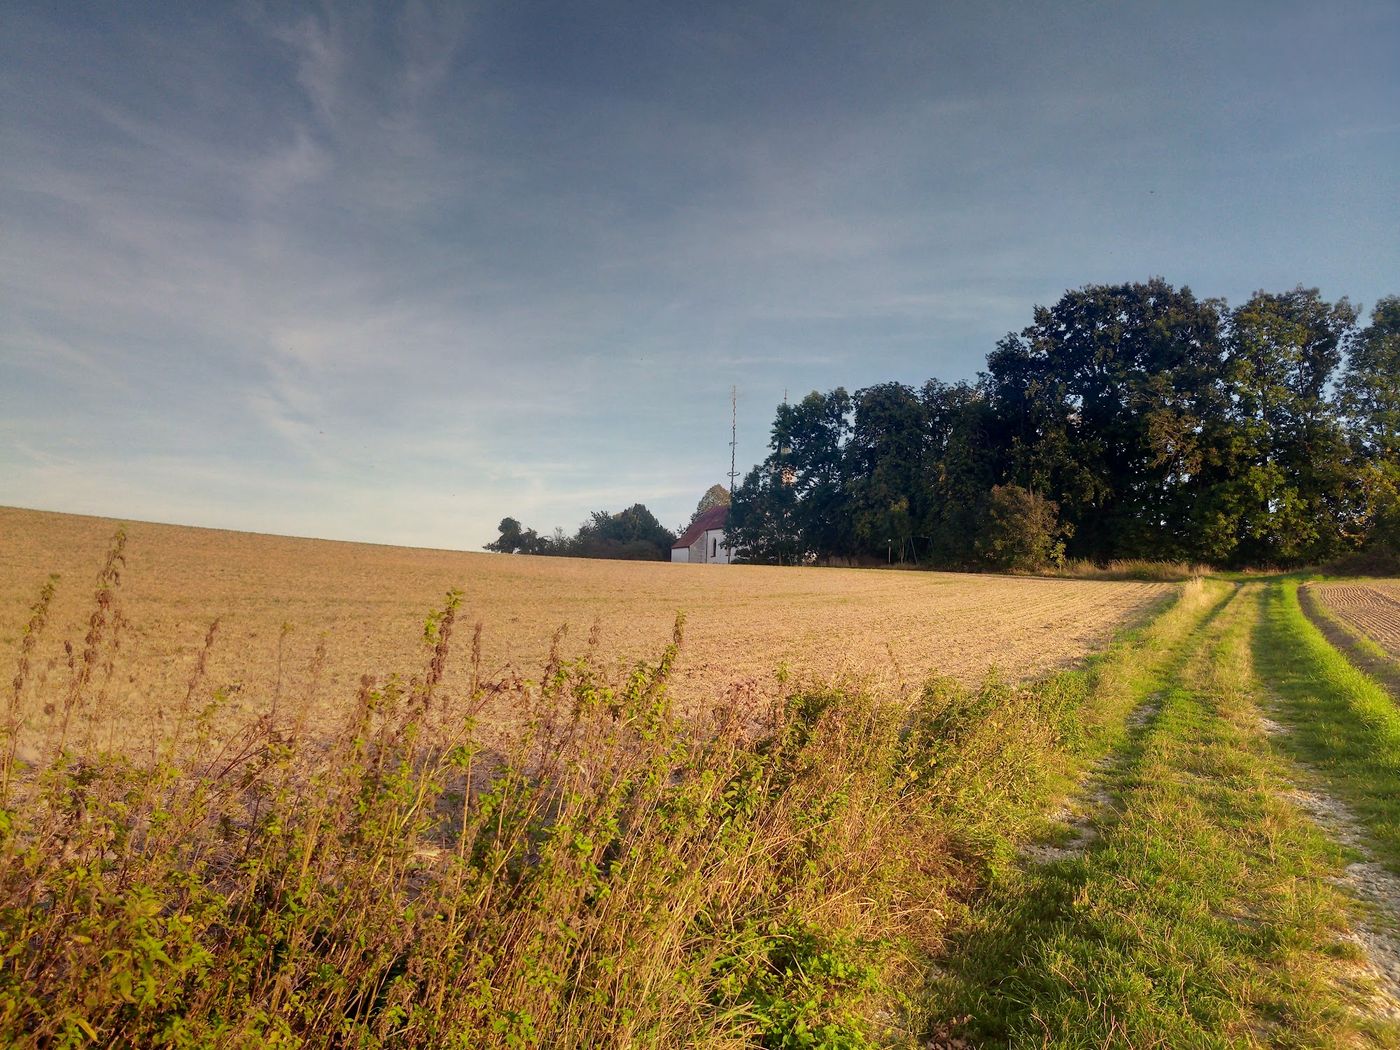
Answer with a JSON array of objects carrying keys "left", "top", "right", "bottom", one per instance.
[{"left": 976, "top": 485, "right": 1071, "bottom": 572}]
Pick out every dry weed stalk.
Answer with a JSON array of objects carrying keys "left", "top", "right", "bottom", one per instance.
[
  {"left": 2, "top": 574, "right": 58, "bottom": 805},
  {"left": 52, "top": 528, "right": 125, "bottom": 758},
  {"left": 0, "top": 539, "right": 1169, "bottom": 1047}
]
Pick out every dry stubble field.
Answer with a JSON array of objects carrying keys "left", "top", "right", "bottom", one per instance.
[
  {"left": 1, "top": 506, "right": 1170, "bottom": 748},
  {"left": 1311, "top": 580, "right": 1400, "bottom": 658}
]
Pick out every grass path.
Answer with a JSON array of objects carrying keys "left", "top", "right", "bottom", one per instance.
[
  {"left": 1255, "top": 580, "right": 1400, "bottom": 874},
  {"left": 927, "top": 581, "right": 1400, "bottom": 1047}
]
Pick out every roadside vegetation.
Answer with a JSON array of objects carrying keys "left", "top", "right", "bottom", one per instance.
[
  {"left": 1040, "top": 557, "right": 1212, "bottom": 582},
  {"left": 0, "top": 535, "right": 1192, "bottom": 1047},
  {"left": 929, "top": 583, "right": 1399, "bottom": 1046},
  {"left": 5, "top": 532, "right": 1400, "bottom": 1045},
  {"left": 1256, "top": 580, "right": 1400, "bottom": 873}
]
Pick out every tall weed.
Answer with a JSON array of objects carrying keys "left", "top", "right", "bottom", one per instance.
[{"left": 0, "top": 540, "right": 1203, "bottom": 1047}]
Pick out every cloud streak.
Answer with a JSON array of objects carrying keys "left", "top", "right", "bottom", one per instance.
[{"left": 2, "top": 0, "right": 1397, "bottom": 548}]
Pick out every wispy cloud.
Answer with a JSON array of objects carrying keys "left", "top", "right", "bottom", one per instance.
[
  {"left": 268, "top": 11, "right": 347, "bottom": 127},
  {"left": 3, "top": 0, "right": 1397, "bottom": 547}
]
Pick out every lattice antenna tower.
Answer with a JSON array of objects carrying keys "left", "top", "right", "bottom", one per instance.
[
  {"left": 727, "top": 385, "right": 740, "bottom": 494},
  {"left": 778, "top": 389, "right": 793, "bottom": 485}
]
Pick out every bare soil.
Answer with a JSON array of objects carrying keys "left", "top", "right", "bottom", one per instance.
[{"left": 1311, "top": 581, "right": 1400, "bottom": 661}]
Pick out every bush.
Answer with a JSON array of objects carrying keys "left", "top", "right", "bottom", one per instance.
[{"left": 976, "top": 485, "right": 1071, "bottom": 572}]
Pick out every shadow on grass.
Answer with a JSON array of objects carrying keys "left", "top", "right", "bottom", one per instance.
[{"left": 917, "top": 587, "right": 1272, "bottom": 1046}]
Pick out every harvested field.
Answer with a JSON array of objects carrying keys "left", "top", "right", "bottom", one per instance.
[
  {"left": 1, "top": 506, "right": 1170, "bottom": 747},
  {"left": 1312, "top": 581, "right": 1400, "bottom": 659}
]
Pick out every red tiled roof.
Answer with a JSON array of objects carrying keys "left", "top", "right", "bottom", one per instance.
[{"left": 671, "top": 505, "right": 728, "bottom": 549}]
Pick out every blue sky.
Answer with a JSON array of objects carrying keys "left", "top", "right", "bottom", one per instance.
[{"left": 3, "top": 1, "right": 1397, "bottom": 549}]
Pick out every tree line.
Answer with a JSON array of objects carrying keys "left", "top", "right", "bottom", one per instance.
[
  {"left": 485, "top": 503, "right": 677, "bottom": 560},
  {"left": 729, "top": 280, "right": 1399, "bottom": 571},
  {"left": 486, "top": 487, "right": 733, "bottom": 561}
]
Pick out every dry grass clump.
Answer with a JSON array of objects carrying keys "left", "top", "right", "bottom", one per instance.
[
  {"left": 0, "top": 532, "right": 1115, "bottom": 1047},
  {"left": 1043, "top": 558, "right": 1211, "bottom": 582}
]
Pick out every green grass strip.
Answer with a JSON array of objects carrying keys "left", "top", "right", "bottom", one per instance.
[
  {"left": 1254, "top": 579, "right": 1400, "bottom": 872},
  {"left": 929, "top": 585, "right": 1396, "bottom": 1047}
]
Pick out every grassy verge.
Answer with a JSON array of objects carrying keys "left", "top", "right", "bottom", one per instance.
[
  {"left": 0, "top": 544, "right": 1211, "bottom": 1047},
  {"left": 926, "top": 584, "right": 1398, "bottom": 1046},
  {"left": 1254, "top": 579, "right": 1400, "bottom": 872},
  {"left": 1297, "top": 582, "right": 1400, "bottom": 698}
]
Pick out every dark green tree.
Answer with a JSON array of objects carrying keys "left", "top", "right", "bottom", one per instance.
[
  {"left": 727, "top": 464, "right": 802, "bottom": 564},
  {"left": 847, "top": 383, "right": 927, "bottom": 563},
  {"left": 728, "top": 390, "right": 853, "bottom": 564},
  {"left": 984, "top": 279, "right": 1229, "bottom": 562},
  {"left": 485, "top": 517, "right": 542, "bottom": 554},
  {"left": 1340, "top": 297, "right": 1400, "bottom": 562},
  {"left": 484, "top": 505, "right": 674, "bottom": 560},
  {"left": 920, "top": 380, "right": 999, "bottom": 565},
  {"left": 1224, "top": 287, "right": 1358, "bottom": 565},
  {"left": 574, "top": 504, "right": 676, "bottom": 560},
  {"left": 775, "top": 389, "right": 855, "bottom": 561},
  {"left": 1341, "top": 296, "right": 1400, "bottom": 460}
]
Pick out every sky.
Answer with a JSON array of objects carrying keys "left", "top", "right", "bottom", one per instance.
[{"left": 3, "top": 1, "right": 1398, "bottom": 550}]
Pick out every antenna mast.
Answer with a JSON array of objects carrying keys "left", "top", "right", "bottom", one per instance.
[{"left": 727, "top": 385, "right": 740, "bottom": 494}]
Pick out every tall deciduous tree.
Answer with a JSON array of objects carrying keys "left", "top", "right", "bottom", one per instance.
[
  {"left": 985, "top": 279, "right": 1228, "bottom": 561},
  {"left": 1341, "top": 296, "right": 1400, "bottom": 460},
  {"left": 1224, "top": 287, "right": 1357, "bottom": 564},
  {"left": 779, "top": 389, "right": 855, "bottom": 561},
  {"left": 728, "top": 464, "right": 801, "bottom": 564},
  {"left": 692, "top": 484, "right": 733, "bottom": 521},
  {"left": 847, "top": 383, "right": 926, "bottom": 563},
  {"left": 920, "top": 381, "right": 998, "bottom": 565},
  {"left": 729, "top": 390, "right": 854, "bottom": 564},
  {"left": 1340, "top": 297, "right": 1400, "bottom": 560}
]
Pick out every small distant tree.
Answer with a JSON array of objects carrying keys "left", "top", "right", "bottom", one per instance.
[
  {"left": 485, "top": 505, "right": 673, "bottom": 559},
  {"left": 977, "top": 484, "right": 1071, "bottom": 572},
  {"left": 485, "top": 517, "right": 541, "bottom": 554},
  {"left": 692, "top": 484, "right": 732, "bottom": 521}
]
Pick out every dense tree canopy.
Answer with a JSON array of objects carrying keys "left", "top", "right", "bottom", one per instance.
[
  {"left": 731, "top": 279, "right": 1397, "bottom": 570},
  {"left": 486, "top": 504, "right": 675, "bottom": 560},
  {"left": 1341, "top": 298, "right": 1400, "bottom": 564}
]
